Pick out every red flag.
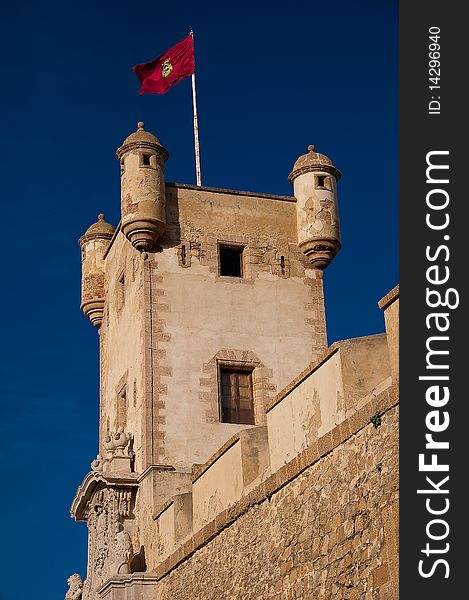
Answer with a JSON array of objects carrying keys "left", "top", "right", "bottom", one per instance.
[{"left": 133, "top": 35, "right": 195, "bottom": 95}]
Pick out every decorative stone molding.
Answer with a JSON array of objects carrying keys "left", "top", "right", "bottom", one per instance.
[
  {"left": 91, "top": 455, "right": 103, "bottom": 472},
  {"left": 91, "top": 428, "right": 134, "bottom": 474},
  {"left": 70, "top": 471, "right": 139, "bottom": 523},
  {"left": 97, "top": 573, "right": 159, "bottom": 599},
  {"left": 103, "top": 428, "right": 131, "bottom": 456},
  {"left": 80, "top": 298, "right": 106, "bottom": 329},
  {"left": 70, "top": 471, "right": 140, "bottom": 599},
  {"left": 200, "top": 349, "right": 275, "bottom": 425}
]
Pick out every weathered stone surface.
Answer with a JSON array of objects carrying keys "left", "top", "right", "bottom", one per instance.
[
  {"left": 99, "top": 177, "right": 329, "bottom": 478},
  {"left": 97, "top": 574, "right": 159, "bottom": 599},
  {"left": 65, "top": 574, "right": 83, "bottom": 600},
  {"left": 71, "top": 124, "right": 398, "bottom": 600},
  {"left": 378, "top": 284, "right": 399, "bottom": 382},
  {"left": 156, "top": 406, "right": 399, "bottom": 599}
]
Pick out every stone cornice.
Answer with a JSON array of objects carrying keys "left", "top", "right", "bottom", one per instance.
[
  {"left": 97, "top": 573, "right": 159, "bottom": 598},
  {"left": 116, "top": 140, "right": 169, "bottom": 162},
  {"left": 378, "top": 284, "right": 400, "bottom": 310},
  {"left": 166, "top": 182, "right": 296, "bottom": 203},
  {"left": 137, "top": 464, "right": 177, "bottom": 483},
  {"left": 288, "top": 163, "right": 341, "bottom": 184},
  {"left": 78, "top": 230, "right": 114, "bottom": 247},
  {"left": 70, "top": 470, "right": 139, "bottom": 521}
]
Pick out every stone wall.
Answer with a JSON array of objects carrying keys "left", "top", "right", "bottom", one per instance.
[
  {"left": 266, "top": 334, "right": 390, "bottom": 472},
  {"left": 155, "top": 389, "right": 398, "bottom": 600},
  {"left": 148, "top": 287, "right": 400, "bottom": 599},
  {"left": 86, "top": 281, "right": 399, "bottom": 600}
]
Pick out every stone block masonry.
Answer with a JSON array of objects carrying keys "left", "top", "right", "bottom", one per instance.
[{"left": 155, "top": 387, "right": 398, "bottom": 599}]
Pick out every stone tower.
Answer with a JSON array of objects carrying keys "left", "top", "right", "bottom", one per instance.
[
  {"left": 79, "top": 214, "right": 115, "bottom": 328},
  {"left": 289, "top": 144, "right": 341, "bottom": 269},
  {"left": 70, "top": 124, "right": 344, "bottom": 599},
  {"left": 116, "top": 121, "right": 169, "bottom": 251}
]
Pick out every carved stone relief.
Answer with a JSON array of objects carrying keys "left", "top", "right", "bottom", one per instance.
[{"left": 81, "top": 484, "right": 137, "bottom": 599}]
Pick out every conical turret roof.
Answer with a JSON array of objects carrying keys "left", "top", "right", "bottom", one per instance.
[
  {"left": 79, "top": 214, "right": 115, "bottom": 246},
  {"left": 116, "top": 122, "right": 168, "bottom": 161},
  {"left": 288, "top": 145, "right": 341, "bottom": 183}
]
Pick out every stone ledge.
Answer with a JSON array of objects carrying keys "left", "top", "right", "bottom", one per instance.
[
  {"left": 166, "top": 182, "right": 295, "bottom": 203},
  {"left": 97, "top": 573, "right": 159, "bottom": 599},
  {"left": 137, "top": 464, "right": 176, "bottom": 484},
  {"left": 378, "top": 284, "right": 399, "bottom": 310},
  {"left": 266, "top": 333, "right": 385, "bottom": 414},
  {"left": 153, "top": 381, "right": 399, "bottom": 581},
  {"left": 266, "top": 346, "right": 340, "bottom": 413},
  {"left": 152, "top": 497, "right": 175, "bottom": 521},
  {"left": 191, "top": 432, "right": 242, "bottom": 483}
]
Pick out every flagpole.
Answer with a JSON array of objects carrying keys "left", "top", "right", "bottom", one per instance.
[{"left": 189, "top": 30, "right": 202, "bottom": 187}]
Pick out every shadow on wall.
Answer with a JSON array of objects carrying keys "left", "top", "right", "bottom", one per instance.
[{"left": 130, "top": 546, "right": 146, "bottom": 573}]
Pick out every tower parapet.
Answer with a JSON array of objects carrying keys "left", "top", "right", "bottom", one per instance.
[
  {"left": 289, "top": 145, "right": 341, "bottom": 269},
  {"left": 116, "top": 121, "right": 169, "bottom": 251},
  {"left": 78, "top": 213, "right": 114, "bottom": 328}
]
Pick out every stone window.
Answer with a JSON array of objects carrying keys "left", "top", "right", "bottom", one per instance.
[
  {"left": 201, "top": 350, "right": 275, "bottom": 425},
  {"left": 315, "top": 174, "right": 332, "bottom": 190},
  {"left": 219, "top": 368, "right": 255, "bottom": 424},
  {"left": 140, "top": 152, "right": 155, "bottom": 168},
  {"left": 219, "top": 244, "right": 244, "bottom": 277}
]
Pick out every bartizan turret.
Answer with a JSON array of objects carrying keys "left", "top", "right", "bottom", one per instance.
[
  {"left": 79, "top": 214, "right": 115, "bottom": 328},
  {"left": 116, "top": 121, "right": 169, "bottom": 251},
  {"left": 289, "top": 145, "right": 341, "bottom": 269}
]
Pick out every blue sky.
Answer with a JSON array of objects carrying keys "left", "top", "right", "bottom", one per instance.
[{"left": 0, "top": 1, "right": 397, "bottom": 598}]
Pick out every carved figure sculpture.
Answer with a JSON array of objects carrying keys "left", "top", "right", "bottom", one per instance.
[
  {"left": 113, "top": 523, "right": 133, "bottom": 575},
  {"left": 65, "top": 574, "right": 83, "bottom": 600}
]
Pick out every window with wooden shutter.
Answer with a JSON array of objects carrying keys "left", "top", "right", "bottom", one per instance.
[{"left": 219, "top": 368, "right": 255, "bottom": 424}]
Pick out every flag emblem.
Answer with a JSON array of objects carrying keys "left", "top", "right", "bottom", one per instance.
[
  {"left": 133, "top": 34, "right": 195, "bottom": 95},
  {"left": 161, "top": 59, "right": 173, "bottom": 78}
]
